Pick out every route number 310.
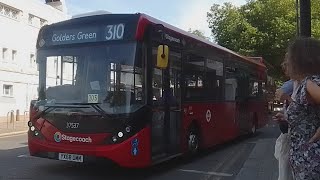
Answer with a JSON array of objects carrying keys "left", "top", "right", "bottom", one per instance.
[{"left": 105, "top": 24, "right": 125, "bottom": 40}]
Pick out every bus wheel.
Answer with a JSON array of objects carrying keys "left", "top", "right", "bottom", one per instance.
[{"left": 187, "top": 126, "right": 199, "bottom": 154}]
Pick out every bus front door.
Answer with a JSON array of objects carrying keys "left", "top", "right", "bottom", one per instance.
[
  {"left": 236, "top": 77, "right": 251, "bottom": 134},
  {"left": 151, "top": 50, "right": 182, "bottom": 161}
]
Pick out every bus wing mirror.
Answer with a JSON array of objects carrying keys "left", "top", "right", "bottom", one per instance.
[{"left": 156, "top": 45, "right": 169, "bottom": 69}]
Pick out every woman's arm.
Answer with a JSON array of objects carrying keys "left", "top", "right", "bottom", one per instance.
[
  {"left": 309, "top": 128, "right": 320, "bottom": 143},
  {"left": 307, "top": 79, "right": 320, "bottom": 143},
  {"left": 275, "top": 89, "right": 293, "bottom": 103},
  {"left": 307, "top": 80, "right": 320, "bottom": 104},
  {"left": 272, "top": 112, "right": 286, "bottom": 122}
]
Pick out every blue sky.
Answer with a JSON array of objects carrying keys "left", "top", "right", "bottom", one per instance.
[{"left": 63, "top": 0, "right": 246, "bottom": 38}]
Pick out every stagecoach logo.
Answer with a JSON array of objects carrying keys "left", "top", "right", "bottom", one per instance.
[
  {"left": 164, "top": 33, "right": 181, "bottom": 44},
  {"left": 53, "top": 132, "right": 92, "bottom": 143},
  {"left": 54, "top": 132, "right": 62, "bottom": 143}
]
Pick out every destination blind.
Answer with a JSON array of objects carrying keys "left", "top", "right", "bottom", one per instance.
[{"left": 41, "top": 23, "right": 127, "bottom": 46}]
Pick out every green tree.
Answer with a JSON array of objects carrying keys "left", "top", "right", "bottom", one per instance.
[
  {"left": 207, "top": 3, "right": 260, "bottom": 56},
  {"left": 188, "top": 28, "right": 209, "bottom": 40},
  {"left": 207, "top": 0, "right": 320, "bottom": 79}
]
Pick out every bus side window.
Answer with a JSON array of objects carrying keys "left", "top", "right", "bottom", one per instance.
[
  {"left": 206, "top": 59, "right": 224, "bottom": 100},
  {"left": 249, "top": 79, "right": 264, "bottom": 99},
  {"left": 225, "top": 78, "right": 237, "bottom": 101},
  {"left": 250, "top": 81, "right": 259, "bottom": 97},
  {"left": 225, "top": 65, "right": 237, "bottom": 101},
  {"left": 184, "top": 54, "right": 205, "bottom": 101},
  {"left": 235, "top": 72, "right": 250, "bottom": 101}
]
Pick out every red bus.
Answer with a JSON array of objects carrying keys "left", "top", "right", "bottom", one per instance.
[{"left": 28, "top": 13, "right": 268, "bottom": 168}]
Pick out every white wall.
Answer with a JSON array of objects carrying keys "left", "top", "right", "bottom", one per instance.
[{"left": 0, "top": 0, "right": 68, "bottom": 118}]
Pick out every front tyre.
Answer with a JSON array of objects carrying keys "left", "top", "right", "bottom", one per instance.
[{"left": 187, "top": 126, "right": 199, "bottom": 154}]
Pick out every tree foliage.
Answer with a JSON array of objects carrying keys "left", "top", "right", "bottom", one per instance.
[
  {"left": 207, "top": 0, "right": 320, "bottom": 79},
  {"left": 188, "top": 28, "right": 209, "bottom": 40}
]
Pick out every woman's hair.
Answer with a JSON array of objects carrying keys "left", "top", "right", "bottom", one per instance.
[{"left": 286, "top": 37, "right": 320, "bottom": 80}]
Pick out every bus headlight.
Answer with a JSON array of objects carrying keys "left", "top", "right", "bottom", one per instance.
[
  {"left": 118, "top": 132, "right": 124, "bottom": 138},
  {"left": 28, "top": 121, "right": 33, "bottom": 127},
  {"left": 28, "top": 126, "right": 44, "bottom": 140},
  {"left": 108, "top": 125, "right": 136, "bottom": 144},
  {"left": 34, "top": 130, "right": 39, "bottom": 136},
  {"left": 125, "top": 126, "right": 131, "bottom": 133},
  {"left": 112, "top": 136, "right": 117, "bottom": 142}
]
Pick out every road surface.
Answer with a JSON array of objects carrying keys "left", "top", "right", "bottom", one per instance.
[{"left": 0, "top": 122, "right": 279, "bottom": 180}]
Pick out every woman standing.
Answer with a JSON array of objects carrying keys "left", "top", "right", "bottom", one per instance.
[
  {"left": 286, "top": 37, "right": 320, "bottom": 180},
  {"left": 274, "top": 58, "right": 296, "bottom": 180}
]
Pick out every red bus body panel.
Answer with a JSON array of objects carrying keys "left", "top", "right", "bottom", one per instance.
[
  {"left": 29, "top": 125, "right": 151, "bottom": 168},
  {"left": 180, "top": 101, "right": 267, "bottom": 152}
]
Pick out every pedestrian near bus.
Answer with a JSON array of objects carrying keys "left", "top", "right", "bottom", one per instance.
[
  {"left": 274, "top": 80, "right": 294, "bottom": 180},
  {"left": 285, "top": 37, "right": 320, "bottom": 180},
  {"left": 274, "top": 58, "right": 296, "bottom": 180}
]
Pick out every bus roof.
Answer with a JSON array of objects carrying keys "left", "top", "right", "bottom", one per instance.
[
  {"left": 72, "top": 10, "right": 112, "bottom": 19},
  {"left": 38, "top": 13, "right": 266, "bottom": 69},
  {"left": 139, "top": 13, "right": 266, "bottom": 69}
]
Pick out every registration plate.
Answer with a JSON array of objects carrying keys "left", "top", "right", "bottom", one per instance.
[{"left": 58, "top": 153, "right": 83, "bottom": 163}]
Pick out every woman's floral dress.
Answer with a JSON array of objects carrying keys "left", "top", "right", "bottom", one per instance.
[{"left": 287, "top": 75, "right": 320, "bottom": 180}]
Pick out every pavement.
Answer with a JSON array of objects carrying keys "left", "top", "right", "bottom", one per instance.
[
  {"left": 228, "top": 121, "right": 280, "bottom": 180},
  {"left": 235, "top": 126, "right": 279, "bottom": 180},
  {"left": 0, "top": 120, "right": 280, "bottom": 180},
  {"left": 0, "top": 120, "right": 28, "bottom": 137}
]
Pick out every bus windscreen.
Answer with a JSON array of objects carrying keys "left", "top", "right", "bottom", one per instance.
[{"left": 37, "top": 42, "right": 145, "bottom": 114}]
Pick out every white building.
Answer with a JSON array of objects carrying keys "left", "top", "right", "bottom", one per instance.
[{"left": 0, "top": 0, "right": 68, "bottom": 120}]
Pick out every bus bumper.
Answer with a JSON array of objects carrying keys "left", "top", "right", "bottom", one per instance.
[{"left": 28, "top": 127, "right": 151, "bottom": 168}]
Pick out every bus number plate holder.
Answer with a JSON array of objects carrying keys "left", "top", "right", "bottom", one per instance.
[{"left": 58, "top": 153, "right": 83, "bottom": 163}]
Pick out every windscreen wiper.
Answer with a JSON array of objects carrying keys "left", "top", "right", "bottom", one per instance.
[
  {"left": 90, "top": 104, "right": 113, "bottom": 118},
  {"left": 51, "top": 103, "right": 112, "bottom": 118},
  {"left": 32, "top": 104, "right": 90, "bottom": 121},
  {"left": 31, "top": 106, "right": 54, "bottom": 121}
]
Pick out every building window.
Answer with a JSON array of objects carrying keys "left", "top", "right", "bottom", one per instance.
[
  {"left": 2, "top": 48, "right": 8, "bottom": 60},
  {"left": 28, "top": 14, "right": 34, "bottom": 25},
  {"left": 11, "top": 10, "right": 19, "bottom": 19},
  {"left": 40, "top": 19, "right": 48, "bottom": 27},
  {"left": 12, "top": 50, "right": 17, "bottom": 61},
  {"left": 29, "top": 14, "right": 41, "bottom": 27},
  {"left": 0, "top": 3, "right": 20, "bottom": 20},
  {"left": 3, "top": 84, "right": 13, "bottom": 96}
]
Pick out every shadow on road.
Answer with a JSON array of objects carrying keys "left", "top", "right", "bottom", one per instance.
[{"left": 33, "top": 133, "right": 262, "bottom": 180}]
